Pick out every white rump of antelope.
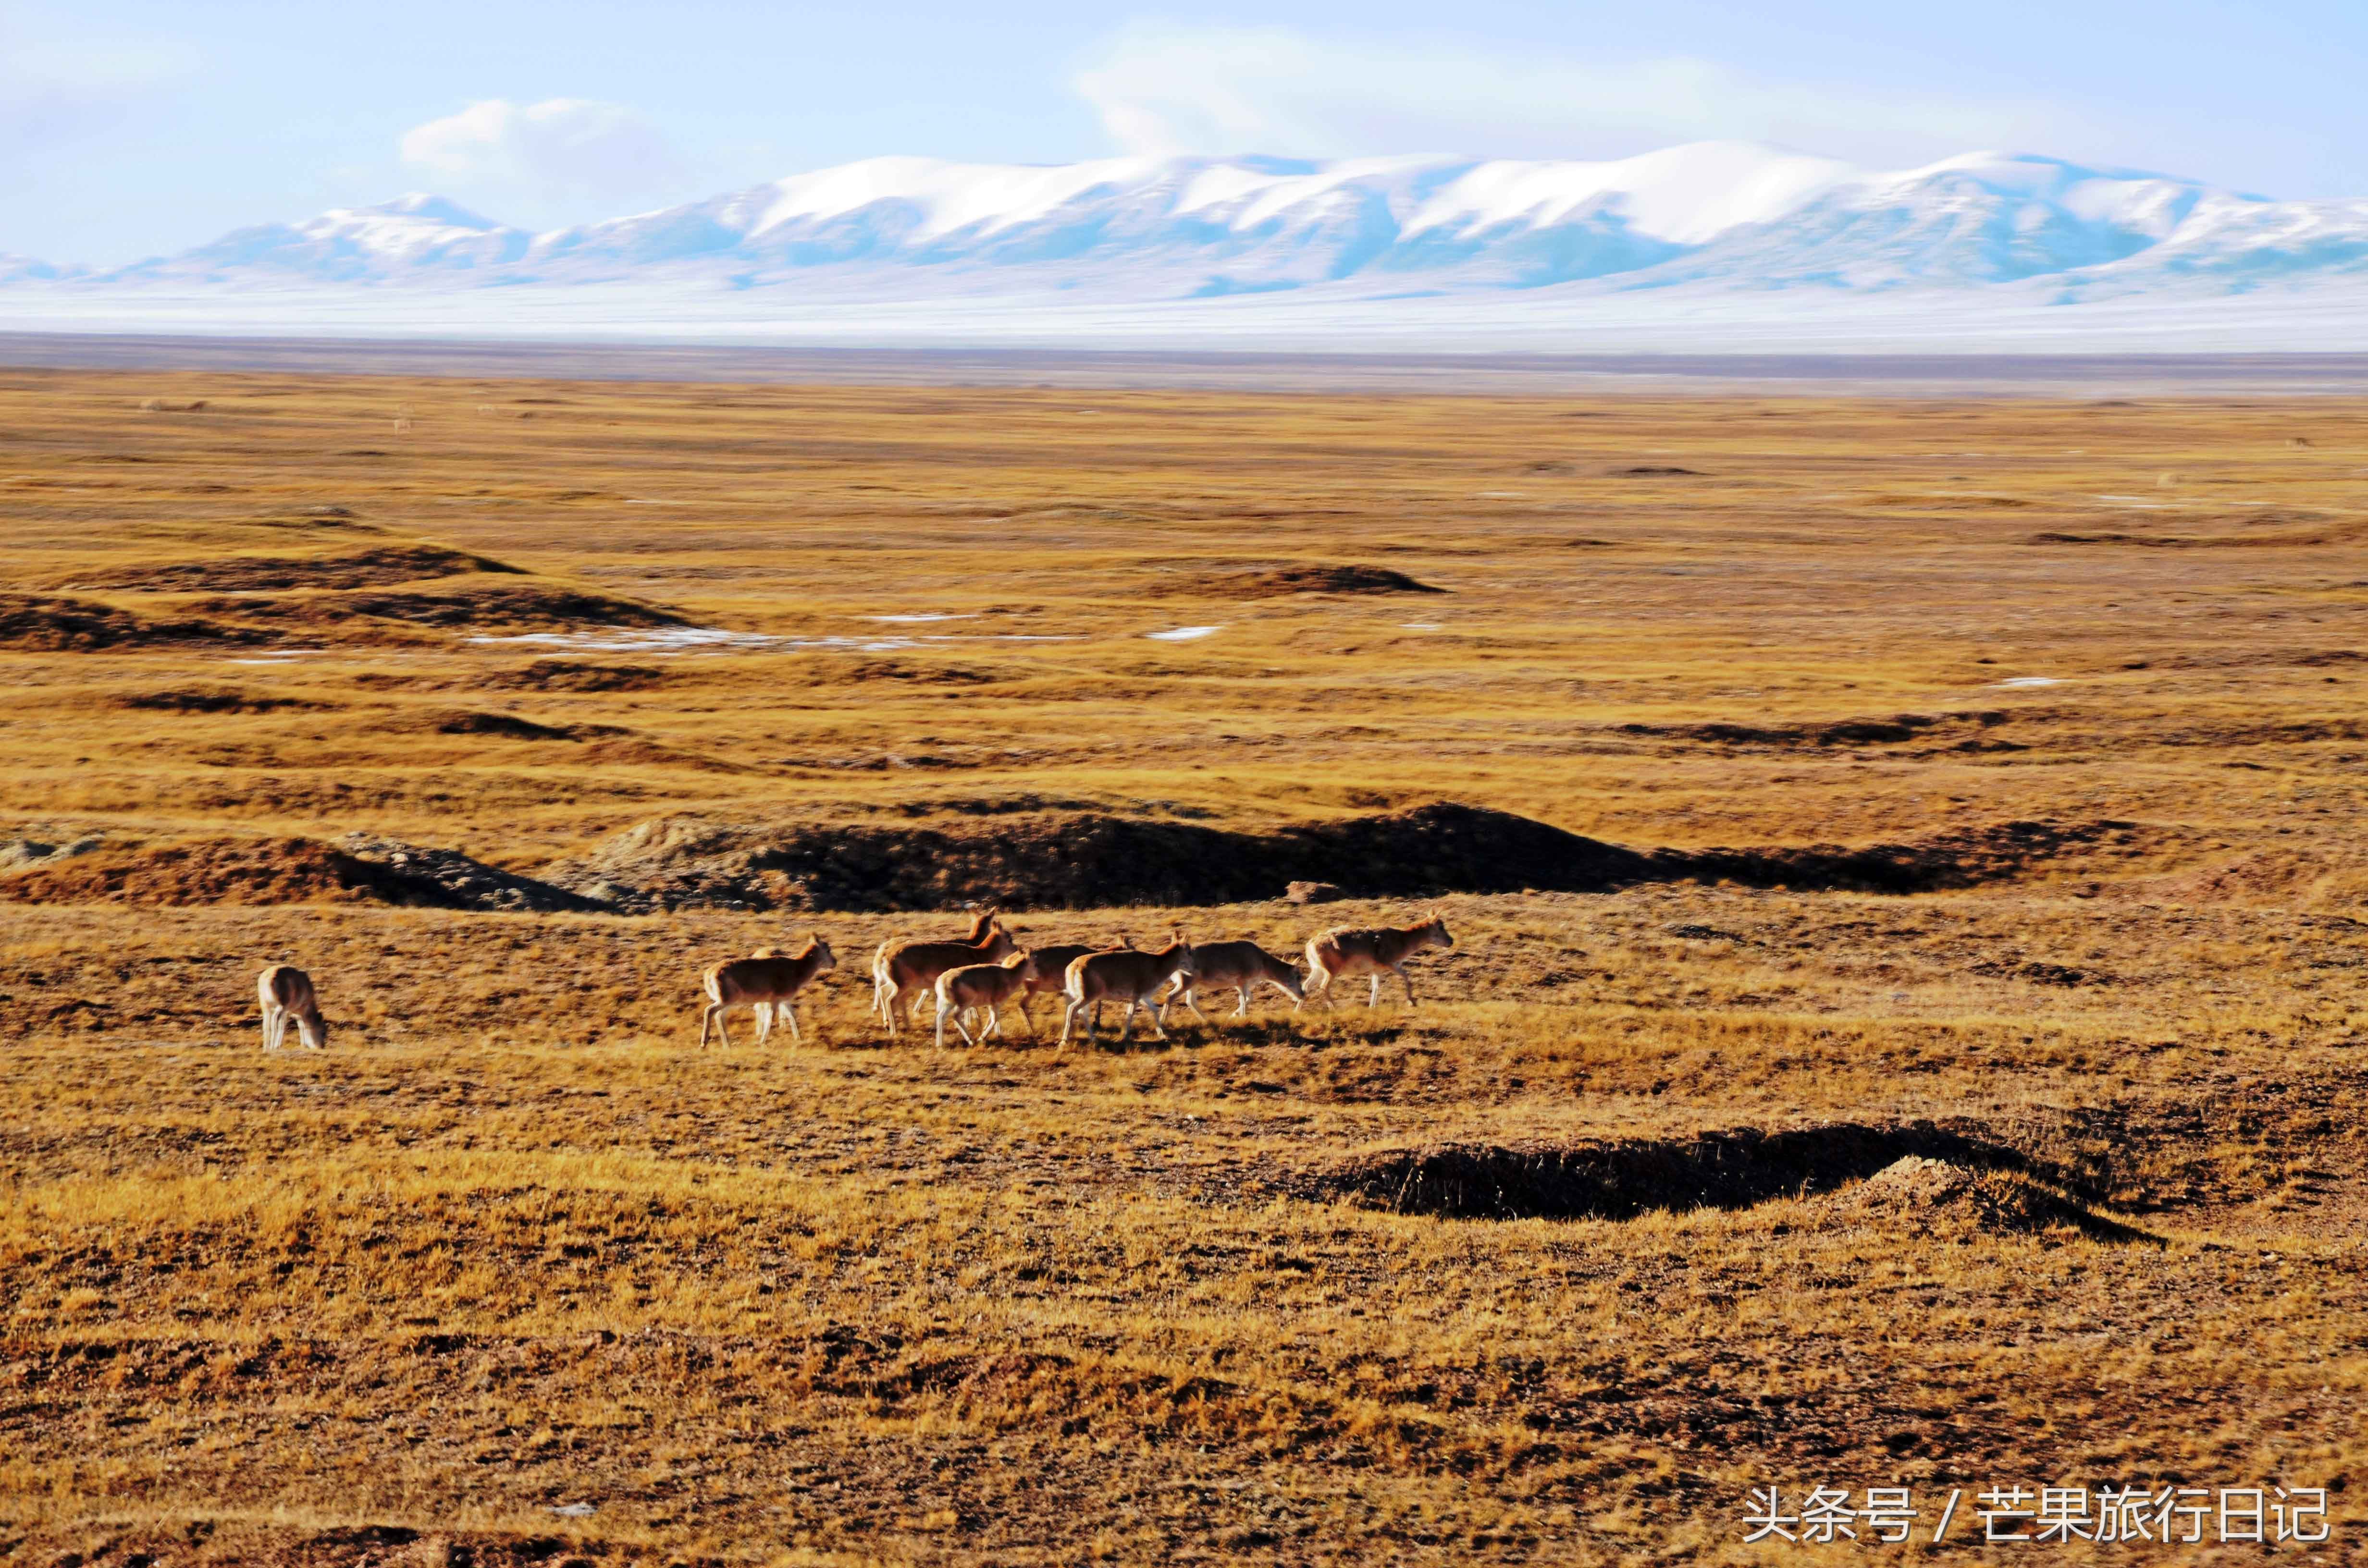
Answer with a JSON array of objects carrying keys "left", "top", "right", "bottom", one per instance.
[
  {"left": 1061, "top": 932, "right": 1196, "bottom": 1044},
  {"left": 872, "top": 911, "right": 1018, "bottom": 1035},
  {"left": 1306, "top": 914, "right": 1454, "bottom": 1008},
  {"left": 258, "top": 965, "right": 329, "bottom": 1050},
  {"left": 698, "top": 937, "right": 836, "bottom": 1046}
]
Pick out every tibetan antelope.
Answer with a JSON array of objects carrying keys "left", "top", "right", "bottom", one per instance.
[
  {"left": 934, "top": 951, "right": 1040, "bottom": 1047},
  {"left": 258, "top": 965, "right": 328, "bottom": 1050},
  {"left": 699, "top": 938, "right": 836, "bottom": 1047},
  {"left": 872, "top": 911, "right": 1019, "bottom": 1036},
  {"left": 1061, "top": 933, "right": 1196, "bottom": 1045},
  {"left": 1014, "top": 938, "right": 1127, "bottom": 1036},
  {"left": 1163, "top": 938, "right": 1305, "bottom": 1024},
  {"left": 1306, "top": 914, "right": 1454, "bottom": 1008}
]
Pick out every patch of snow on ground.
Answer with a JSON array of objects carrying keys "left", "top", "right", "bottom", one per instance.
[{"left": 470, "top": 627, "right": 790, "bottom": 654}]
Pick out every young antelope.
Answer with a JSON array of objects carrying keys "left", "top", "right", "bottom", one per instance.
[{"left": 934, "top": 950, "right": 1040, "bottom": 1047}]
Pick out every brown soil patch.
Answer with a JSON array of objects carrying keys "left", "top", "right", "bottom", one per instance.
[
  {"left": 1159, "top": 563, "right": 1446, "bottom": 598},
  {"left": 545, "top": 802, "right": 2146, "bottom": 913},
  {"left": 2137, "top": 847, "right": 2361, "bottom": 906},
  {"left": 0, "top": 594, "right": 272, "bottom": 651},
  {"left": 114, "top": 686, "right": 336, "bottom": 714},
  {"left": 1670, "top": 817, "right": 2151, "bottom": 893},
  {"left": 479, "top": 659, "right": 670, "bottom": 692},
  {"left": 1307, "top": 1123, "right": 2015, "bottom": 1219},
  {"left": 811, "top": 658, "right": 1001, "bottom": 685},
  {"left": 2030, "top": 512, "right": 2368, "bottom": 549},
  {"left": 190, "top": 583, "right": 686, "bottom": 633},
  {"left": 1310, "top": 1124, "right": 2152, "bottom": 1239},
  {"left": 59, "top": 544, "right": 523, "bottom": 592},
  {"left": 1623, "top": 711, "right": 2009, "bottom": 747},
  {"left": 548, "top": 801, "right": 1648, "bottom": 912},
  {"left": 1831, "top": 1156, "right": 2158, "bottom": 1242},
  {"left": 0, "top": 833, "right": 597, "bottom": 911},
  {"left": 0, "top": 836, "right": 392, "bottom": 906},
  {"left": 389, "top": 708, "right": 585, "bottom": 742}
]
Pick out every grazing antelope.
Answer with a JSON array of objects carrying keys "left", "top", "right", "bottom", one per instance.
[
  {"left": 934, "top": 951, "right": 1040, "bottom": 1047},
  {"left": 1163, "top": 938, "right": 1305, "bottom": 1024},
  {"left": 699, "top": 938, "right": 836, "bottom": 1047},
  {"left": 257, "top": 965, "right": 328, "bottom": 1051},
  {"left": 872, "top": 911, "right": 1019, "bottom": 1036},
  {"left": 1061, "top": 932, "right": 1196, "bottom": 1045},
  {"left": 1306, "top": 914, "right": 1454, "bottom": 1008}
]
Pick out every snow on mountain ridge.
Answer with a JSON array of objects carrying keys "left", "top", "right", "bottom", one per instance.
[
  {"left": 25, "top": 143, "right": 2368, "bottom": 302},
  {"left": 1403, "top": 143, "right": 1860, "bottom": 245},
  {"left": 751, "top": 156, "right": 1169, "bottom": 241}
]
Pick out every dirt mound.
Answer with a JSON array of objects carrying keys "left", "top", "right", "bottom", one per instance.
[
  {"left": 0, "top": 836, "right": 395, "bottom": 906},
  {"left": 0, "top": 833, "right": 600, "bottom": 912},
  {"left": 0, "top": 594, "right": 273, "bottom": 651},
  {"left": 1307, "top": 1123, "right": 2022, "bottom": 1220},
  {"left": 389, "top": 708, "right": 584, "bottom": 742},
  {"left": 115, "top": 686, "right": 335, "bottom": 714},
  {"left": 546, "top": 802, "right": 1655, "bottom": 913},
  {"left": 190, "top": 583, "right": 685, "bottom": 634},
  {"left": 1622, "top": 710, "right": 2010, "bottom": 748},
  {"left": 0, "top": 833, "right": 109, "bottom": 875},
  {"left": 2029, "top": 515, "right": 2368, "bottom": 549},
  {"left": 1223, "top": 564, "right": 1445, "bottom": 598},
  {"left": 2135, "top": 848, "right": 2365, "bottom": 908},
  {"left": 61, "top": 544, "right": 522, "bottom": 593},
  {"left": 545, "top": 803, "right": 2143, "bottom": 913},
  {"left": 335, "top": 834, "right": 607, "bottom": 913},
  {"left": 1969, "top": 958, "right": 2108, "bottom": 987},
  {"left": 479, "top": 659, "right": 669, "bottom": 692},
  {"left": 1833, "top": 1156, "right": 2156, "bottom": 1242},
  {"left": 1663, "top": 819, "right": 2150, "bottom": 894}
]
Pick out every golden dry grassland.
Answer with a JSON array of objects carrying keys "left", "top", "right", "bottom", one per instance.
[{"left": 1, "top": 368, "right": 2365, "bottom": 1565}]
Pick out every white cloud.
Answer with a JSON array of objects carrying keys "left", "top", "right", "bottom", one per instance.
[
  {"left": 1072, "top": 24, "right": 2072, "bottom": 169},
  {"left": 399, "top": 98, "right": 691, "bottom": 216}
]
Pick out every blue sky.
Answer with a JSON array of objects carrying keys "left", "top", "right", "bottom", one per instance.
[{"left": 6, "top": 0, "right": 2366, "bottom": 264}]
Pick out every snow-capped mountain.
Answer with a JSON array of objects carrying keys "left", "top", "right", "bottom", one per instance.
[
  {"left": 12, "top": 143, "right": 2368, "bottom": 348},
  {"left": 106, "top": 194, "right": 530, "bottom": 284},
  {"left": 49, "top": 143, "right": 2368, "bottom": 295}
]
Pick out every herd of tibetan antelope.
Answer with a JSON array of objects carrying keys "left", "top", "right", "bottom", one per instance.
[{"left": 253, "top": 911, "right": 1457, "bottom": 1052}]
